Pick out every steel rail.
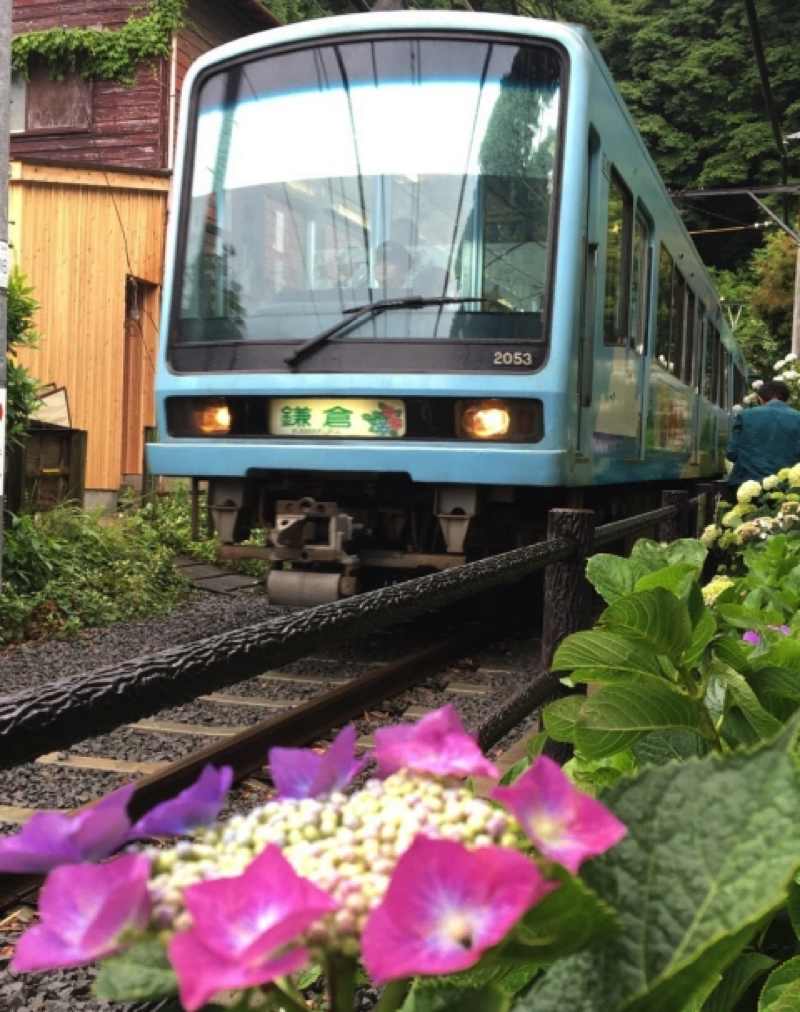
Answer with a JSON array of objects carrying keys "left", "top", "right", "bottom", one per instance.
[
  {"left": 0, "top": 536, "right": 575, "bottom": 771},
  {"left": 0, "top": 620, "right": 516, "bottom": 912}
]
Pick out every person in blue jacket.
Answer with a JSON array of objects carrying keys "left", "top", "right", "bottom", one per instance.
[{"left": 727, "top": 379, "right": 800, "bottom": 493}]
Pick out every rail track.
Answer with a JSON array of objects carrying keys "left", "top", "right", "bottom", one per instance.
[
  {"left": 0, "top": 613, "right": 546, "bottom": 911},
  {"left": 0, "top": 488, "right": 712, "bottom": 925}
]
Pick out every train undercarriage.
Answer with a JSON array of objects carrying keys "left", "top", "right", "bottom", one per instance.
[{"left": 204, "top": 474, "right": 685, "bottom": 606}]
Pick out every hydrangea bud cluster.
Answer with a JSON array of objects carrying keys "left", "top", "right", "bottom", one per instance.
[{"left": 147, "top": 769, "right": 521, "bottom": 955}]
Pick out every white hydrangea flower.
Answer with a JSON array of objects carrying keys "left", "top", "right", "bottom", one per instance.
[
  {"left": 775, "top": 359, "right": 787, "bottom": 370},
  {"left": 743, "top": 393, "right": 758, "bottom": 405},
  {"left": 700, "top": 524, "right": 720, "bottom": 547},
  {"left": 786, "top": 353, "right": 798, "bottom": 362},
  {"left": 752, "top": 379, "right": 764, "bottom": 390},
  {"left": 788, "top": 464, "right": 800, "bottom": 487},
  {"left": 737, "top": 480, "right": 762, "bottom": 503},
  {"left": 732, "top": 404, "right": 743, "bottom": 413},
  {"left": 762, "top": 474, "right": 780, "bottom": 490},
  {"left": 784, "top": 370, "right": 799, "bottom": 380}
]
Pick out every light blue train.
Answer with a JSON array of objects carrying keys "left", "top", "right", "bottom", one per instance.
[{"left": 149, "top": 11, "right": 745, "bottom": 604}]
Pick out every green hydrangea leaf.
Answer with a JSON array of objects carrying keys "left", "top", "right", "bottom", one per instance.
[
  {"left": 574, "top": 680, "right": 704, "bottom": 759},
  {"left": 599, "top": 588, "right": 693, "bottom": 657},
  {"left": 759, "top": 956, "right": 800, "bottom": 1011},
  {"left": 93, "top": 939, "right": 178, "bottom": 1001},
  {"left": 401, "top": 982, "right": 509, "bottom": 1012},
  {"left": 586, "top": 554, "right": 650, "bottom": 604},
  {"left": 703, "top": 952, "right": 776, "bottom": 1012},
  {"left": 542, "top": 695, "right": 585, "bottom": 742},
  {"left": 635, "top": 563, "right": 698, "bottom": 598},
  {"left": 552, "top": 630, "right": 664, "bottom": 680},
  {"left": 713, "top": 664, "right": 784, "bottom": 741},
  {"left": 512, "top": 717, "right": 800, "bottom": 1012},
  {"left": 504, "top": 864, "right": 621, "bottom": 962}
]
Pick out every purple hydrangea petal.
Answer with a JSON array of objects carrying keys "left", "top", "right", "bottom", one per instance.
[
  {"left": 310, "top": 726, "right": 365, "bottom": 796},
  {"left": 492, "top": 756, "right": 627, "bottom": 873},
  {"left": 169, "top": 933, "right": 307, "bottom": 1012},
  {"left": 129, "top": 766, "right": 233, "bottom": 838},
  {"left": 743, "top": 631, "right": 761, "bottom": 645},
  {"left": 362, "top": 836, "right": 554, "bottom": 982},
  {"left": 168, "top": 846, "right": 337, "bottom": 1009},
  {"left": 12, "top": 854, "right": 151, "bottom": 973},
  {"left": 270, "top": 726, "right": 364, "bottom": 800},
  {"left": 372, "top": 704, "right": 499, "bottom": 780},
  {"left": 0, "top": 785, "right": 135, "bottom": 873}
]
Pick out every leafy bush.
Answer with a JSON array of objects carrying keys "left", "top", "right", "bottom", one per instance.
[
  {"left": 6, "top": 267, "right": 42, "bottom": 445},
  {"left": 0, "top": 501, "right": 190, "bottom": 642}
]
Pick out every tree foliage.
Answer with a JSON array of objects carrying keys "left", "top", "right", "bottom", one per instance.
[{"left": 7, "top": 269, "right": 41, "bottom": 446}]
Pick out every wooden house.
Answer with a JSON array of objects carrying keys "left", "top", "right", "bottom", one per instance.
[{"left": 10, "top": 0, "right": 279, "bottom": 507}]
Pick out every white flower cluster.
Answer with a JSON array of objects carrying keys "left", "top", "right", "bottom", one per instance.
[
  {"left": 700, "top": 524, "right": 719, "bottom": 547},
  {"left": 146, "top": 770, "right": 521, "bottom": 955},
  {"left": 737, "top": 480, "right": 763, "bottom": 504},
  {"left": 702, "top": 575, "right": 734, "bottom": 605}
]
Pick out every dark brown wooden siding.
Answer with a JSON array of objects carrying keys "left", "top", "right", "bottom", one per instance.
[
  {"left": 11, "top": 0, "right": 276, "bottom": 170},
  {"left": 12, "top": 0, "right": 168, "bottom": 168}
]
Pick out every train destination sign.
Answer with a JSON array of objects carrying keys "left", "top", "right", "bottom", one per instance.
[{"left": 270, "top": 398, "right": 406, "bottom": 438}]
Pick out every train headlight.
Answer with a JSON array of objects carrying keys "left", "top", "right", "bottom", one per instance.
[
  {"left": 194, "top": 398, "right": 232, "bottom": 435},
  {"left": 459, "top": 399, "right": 512, "bottom": 439}
]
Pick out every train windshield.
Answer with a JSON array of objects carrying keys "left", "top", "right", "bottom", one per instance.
[{"left": 175, "top": 37, "right": 562, "bottom": 350}]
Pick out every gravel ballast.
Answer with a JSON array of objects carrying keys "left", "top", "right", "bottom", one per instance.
[{"left": 0, "top": 587, "right": 545, "bottom": 1011}]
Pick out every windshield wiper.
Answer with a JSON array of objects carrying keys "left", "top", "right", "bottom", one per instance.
[{"left": 284, "top": 296, "right": 484, "bottom": 369}]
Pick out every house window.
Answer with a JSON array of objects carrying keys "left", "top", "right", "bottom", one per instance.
[
  {"left": 10, "top": 71, "right": 26, "bottom": 133},
  {"left": 10, "top": 60, "right": 92, "bottom": 133}
]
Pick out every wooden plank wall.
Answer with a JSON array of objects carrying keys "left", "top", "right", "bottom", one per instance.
[
  {"left": 10, "top": 162, "right": 169, "bottom": 492},
  {"left": 12, "top": 0, "right": 168, "bottom": 169}
]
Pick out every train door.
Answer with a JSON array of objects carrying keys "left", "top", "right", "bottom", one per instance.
[
  {"left": 577, "top": 130, "right": 601, "bottom": 454},
  {"left": 593, "top": 168, "right": 648, "bottom": 470}
]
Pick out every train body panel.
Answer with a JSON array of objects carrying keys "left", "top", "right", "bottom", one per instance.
[{"left": 150, "top": 12, "right": 745, "bottom": 600}]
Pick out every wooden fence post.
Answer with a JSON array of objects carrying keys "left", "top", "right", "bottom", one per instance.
[
  {"left": 657, "top": 490, "right": 690, "bottom": 543},
  {"left": 540, "top": 508, "right": 596, "bottom": 763}
]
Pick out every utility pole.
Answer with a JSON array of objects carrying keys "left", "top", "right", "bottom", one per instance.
[{"left": 0, "top": 0, "right": 10, "bottom": 591}]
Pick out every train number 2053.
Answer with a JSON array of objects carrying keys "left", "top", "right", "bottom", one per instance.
[{"left": 493, "top": 351, "right": 533, "bottom": 366}]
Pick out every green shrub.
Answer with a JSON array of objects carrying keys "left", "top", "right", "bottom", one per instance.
[{"left": 0, "top": 501, "right": 190, "bottom": 642}]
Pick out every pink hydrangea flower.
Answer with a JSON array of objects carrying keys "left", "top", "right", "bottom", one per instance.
[
  {"left": 492, "top": 756, "right": 627, "bottom": 873},
  {"left": 129, "top": 765, "right": 233, "bottom": 838},
  {"left": 0, "top": 784, "right": 135, "bottom": 873},
  {"left": 362, "top": 836, "right": 554, "bottom": 981},
  {"left": 372, "top": 704, "right": 499, "bottom": 780},
  {"left": 12, "top": 854, "right": 150, "bottom": 972},
  {"left": 168, "top": 845, "right": 338, "bottom": 1010},
  {"left": 269, "top": 725, "right": 365, "bottom": 800}
]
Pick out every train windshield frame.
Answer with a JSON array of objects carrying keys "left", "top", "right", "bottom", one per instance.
[{"left": 170, "top": 34, "right": 565, "bottom": 373}]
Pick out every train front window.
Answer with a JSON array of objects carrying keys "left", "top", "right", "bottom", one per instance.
[{"left": 175, "top": 38, "right": 562, "bottom": 349}]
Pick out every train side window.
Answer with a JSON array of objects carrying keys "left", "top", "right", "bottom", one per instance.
[
  {"left": 656, "top": 244, "right": 673, "bottom": 368},
  {"left": 603, "top": 171, "right": 633, "bottom": 345},
  {"left": 702, "top": 310, "right": 711, "bottom": 398},
  {"left": 670, "top": 272, "right": 687, "bottom": 380},
  {"left": 720, "top": 347, "right": 730, "bottom": 408},
  {"left": 707, "top": 324, "right": 720, "bottom": 404},
  {"left": 683, "top": 289, "right": 696, "bottom": 386},
  {"left": 630, "top": 206, "right": 651, "bottom": 354}
]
